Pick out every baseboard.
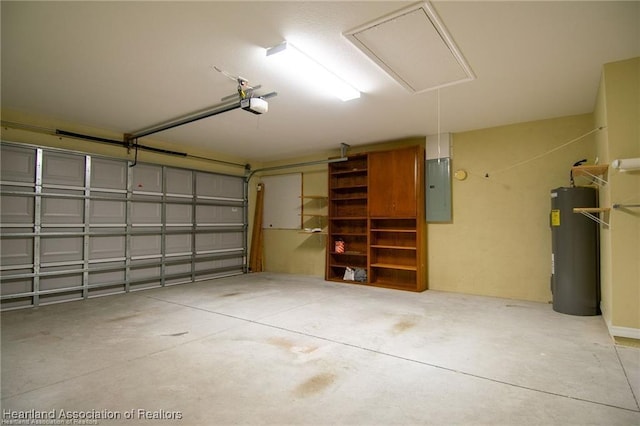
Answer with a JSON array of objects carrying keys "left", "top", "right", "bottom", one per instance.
[
  {"left": 605, "top": 320, "right": 640, "bottom": 339},
  {"left": 599, "top": 301, "right": 640, "bottom": 340}
]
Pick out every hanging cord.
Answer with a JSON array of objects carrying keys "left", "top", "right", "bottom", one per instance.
[
  {"left": 569, "top": 159, "right": 587, "bottom": 187},
  {"left": 437, "top": 88, "right": 441, "bottom": 163},
  {"left": 483, "top": 126, "right": 606, "bottom": 178}
]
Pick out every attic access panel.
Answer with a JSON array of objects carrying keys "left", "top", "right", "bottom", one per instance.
[{"left": 345, "top": 1, "right": 475, "bottom": 93}]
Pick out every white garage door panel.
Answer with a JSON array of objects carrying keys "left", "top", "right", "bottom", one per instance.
[
  {"left": 40, "top": 236, "right": 83, "bottom": 263},
  {"left": 195, "top": 232, "right": 243, "bottom": 252},
  {"left": 166, "top": 233, "right": 192, "bottom": 254},
  {"left": 130, "top": 265, "right": 161, "bottom": 280},
  {"left": 42, "top": 152, "right": 85, "bottom": 187},
  {"left": 91, "top": 158, "right": 127, "bottom": 190},
  {"left": 0, "top": 195, "right": 34, "bottom": 223},
  {"left": 196, "top": 172, "right": 243, "bottom": 199},
  {"left": 131, "top": 202, "right": 162, "bottom": 224},
  {"left": 166, "top": 204, "right": 192, "bottom": 224},
  {"left": 41, "top": 197, "right": 84, "bottom": 224},
  {"left": 90, "top": 200, "right": 126, "bottom": 224},
  {"left": 40, "top": 291, "right": 83, "bottom": 305},
  {"left": 88, "top": 269, "right": 125, "bottom": 286},
  {"left": 166, "top": 168, "right": 193, "bottom": 195},
  {"left": 132, "top": 164, "right": 162, "bottom": 193},
  {"left": 1, "top": 238, "right": 33, "bottom": 266},
  {"left": 131, "top": 235, "right": 161, "bottom": 257},
  {"left": 195, "top": 205, "right": 243, "bottom": 224},
  {"left": 89, "top": 236, "right": 125, "bottom": 260},
  {"left": 40, "top": 270, "right": 83, "bottom": 291},
  {"left": 1, "top": 146, "right": 36, "bottom": 182},
  {"left": 0, "top": 273, "right": 32, "bottom": 296}
]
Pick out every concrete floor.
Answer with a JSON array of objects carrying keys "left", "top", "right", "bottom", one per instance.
[{"left": 2, "top": 273, "right": 639, "bottom": 425}]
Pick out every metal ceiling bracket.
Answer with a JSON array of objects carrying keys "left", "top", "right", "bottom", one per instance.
[
  {"left": 341, "top": 143, "right": 350, "bottom": 158},
  {"left": 124, "top": 133, "right": 134, "bottom": 153}
]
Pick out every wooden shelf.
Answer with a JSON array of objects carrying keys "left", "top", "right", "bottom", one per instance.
[
  {"left": 371, "top": 263, "right": 417, "bottom": 271},
  {"left": 371, "top": 245, "right": 416, "bottom": 250},
  {"left": 331, "top": 216, "right": 367, "bottom": 220},
  {"left": 326, "top": 277, "right": 364, "bottom": 285},
  {"left": 572, "top": 164, "right": 609, "bottom": 186},
  {"left": 332, "top": 184, "right": 368, "bottom": 190},
  {"left": 329, "top": 262, "right": 364, "bottom": 268},
  {"left": 331, "top": 169, "right": 367, "bottom": 176},
  {"left": 573, "top": 206, "right": 611, "bottom": 228},
  {"left": 300, "top": 195, "right": 327, "bottom": 199},
  {"left": 572, "top": 164, "right": 608, "bottom": 177},
  {"left": 332, "top": 196, "right": 368, "bottom": 201},
  {"left": 573, "top": 207, "right": 611, "bottom": 213},
  {"left": 369, "top": 281, "right": 418, "bottom": 291},
  {"left": 371, "top": 228, "right": 416, "bottom": 233}
]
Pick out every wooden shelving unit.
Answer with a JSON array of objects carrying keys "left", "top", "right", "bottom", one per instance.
[
  {"left": 369, "top": 217, "right": 422, "bottom": 291},
  {"left": 326, "top": 146, "right": 426, "bottom": 292},
  {"left": 326, "top": 154, "right": 368, "bottom": 282}
]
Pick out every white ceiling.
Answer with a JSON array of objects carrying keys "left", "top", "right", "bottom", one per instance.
[{"left": 2, "top": 1, "right": 639, "bottom": 162}]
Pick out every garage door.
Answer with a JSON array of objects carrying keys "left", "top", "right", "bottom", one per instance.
[{"left": 0, "top": 143, "right": 247, "bottom": 310}]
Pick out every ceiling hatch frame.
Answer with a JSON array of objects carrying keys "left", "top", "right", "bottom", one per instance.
[{"left": 344, "top": 1, "right": 476, "bottom": 94}]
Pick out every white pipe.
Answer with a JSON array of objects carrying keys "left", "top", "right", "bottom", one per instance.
[{"left": 611, "top": 157, "right": 640, "bottom": 172}]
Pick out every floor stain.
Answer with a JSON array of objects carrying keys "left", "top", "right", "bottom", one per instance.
[
  {"left": 268, "top": 337, "right": 294, "bottom": 350},
  {"left": 505, "top": 304, "right": 530, "bottom": 309},
  {"left": 221, "top": 292, "right": 242, "bottom": 297},
  {"left": 267, "top": 337, "right": 318, "bottom": 354},
  {"left": 392, "top": 320, "right": 417, "bottom": 334},
  {"left": 10, "top": 330, "right": 51, "bottom": 342},
  {"left": 298, "top": 346, "right": 318, "bottom": 354},
  {"left": 162, "top": 331, "right": 189, "bottom": 337},
  {"left": 107, "top": 313, "right": 141, "bottom": 322},
  {"left": 293, "top": 373, "right": 336, "bottom": 397}
]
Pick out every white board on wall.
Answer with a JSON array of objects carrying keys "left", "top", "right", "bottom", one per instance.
[{"left": 261, "top": 173, "right": 302, "bottom": 229}]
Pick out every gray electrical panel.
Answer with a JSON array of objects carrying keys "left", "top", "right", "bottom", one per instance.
[
  {"left": 550, "top": 187, "right": 600, "bottom": 316},
  {"left": 426, "top": 158, "right": 452, "bottom": 222}
]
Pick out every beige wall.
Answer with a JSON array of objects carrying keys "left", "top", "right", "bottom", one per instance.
[
  {"left": 595, "top": 57, "right": 640, "bottom": 337},
  {"left": 429, "top": 114, "right": 596, "bottom": 302},
  {"left": 256, "top": 122, "right": 598, "bottom": 306}
]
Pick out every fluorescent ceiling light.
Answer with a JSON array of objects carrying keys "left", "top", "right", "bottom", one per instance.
[{"left": 266, "top": 41, "right": 360, "bottom": 102}]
